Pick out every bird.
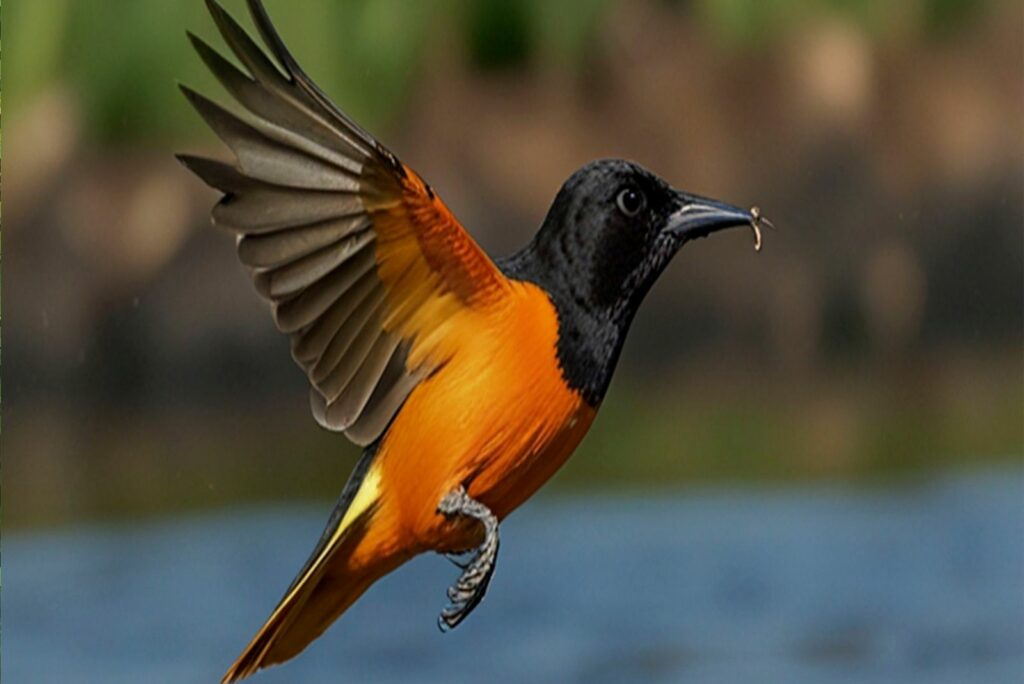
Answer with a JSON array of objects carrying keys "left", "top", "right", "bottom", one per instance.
[{"left": 178, "top": 1, "right": 769, "bottom": 681}]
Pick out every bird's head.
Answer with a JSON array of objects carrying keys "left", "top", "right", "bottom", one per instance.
[
  {"left": 506, "top": 158, "right": 766, "bottom": 404},
  {"left": 529, "top": 158, "right": 761, "bottom": 314}
]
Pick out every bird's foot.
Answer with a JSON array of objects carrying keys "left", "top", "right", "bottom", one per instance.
[{"left": 435, "top": 485, "right": 499, "bottom": 632}]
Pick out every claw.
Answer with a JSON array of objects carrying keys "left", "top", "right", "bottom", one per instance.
[
  {"left": 444, "top": 552, "right": 471, "bottom": 569},
  {"left": 435, "top": 486, "right": 500, "bottom": 632}
]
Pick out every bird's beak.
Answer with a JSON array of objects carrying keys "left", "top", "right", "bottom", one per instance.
[{"left": 666, "top": 192, "right": 758, "bottom": 244}]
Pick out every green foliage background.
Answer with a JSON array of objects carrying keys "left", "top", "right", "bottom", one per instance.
[{"left": 5, "top": 0, "right": 989, "bottom": 144}]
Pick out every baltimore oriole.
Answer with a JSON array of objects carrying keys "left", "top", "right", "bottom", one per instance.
[{"left": 179, "top": 1, "right": 769, "bottom": 681}]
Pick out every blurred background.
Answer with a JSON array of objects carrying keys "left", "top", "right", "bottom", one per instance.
[{"left": 4, "top": 0, "right": 1023, "bottom": 682}]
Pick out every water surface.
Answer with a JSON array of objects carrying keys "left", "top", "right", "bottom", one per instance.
[{"left": 6, "top": 470, "right": 1022, "bottom": 683}]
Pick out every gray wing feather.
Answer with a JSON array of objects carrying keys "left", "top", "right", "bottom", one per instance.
[
  {"left": 212, "top": 188, "right": 363, "bottom": 233},
  {"left": 345, "top": 345, "right": 423, "bottom": 444},
  {"left": 179, "top": 0, "right": 423, "bottom": 444},
  {"left": 290, "top": 271, "right": 380, "bottom": 366},
  {"left": 268, "top": 247, "right": 377, "bottom": 332},
  {"left": 241, "top": 0, "right": 380, "bottom": 155},
  {"left": 314, "top": 299, "right": 387, "bottom": 397},
  {"left": 322, "top": 333, "right": 402, "bottom": 427},
  {"left": 180, "top": 86, "right": 359, "bottom": 191},
  {"left": 237, "top": 215, "right": 372, "bottom": 268},
  {"left": 254, "top": 231, "right": 374, "bottom": 299},
  {"left": 188, "top": 32, "right": 363, "bottom": 167}
]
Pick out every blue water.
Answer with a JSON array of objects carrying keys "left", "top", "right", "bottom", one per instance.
[{"left": 6, "top": 470, "right": 1023, "bottom": 683}]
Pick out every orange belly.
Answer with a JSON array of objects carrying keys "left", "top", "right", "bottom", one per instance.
[{"left": 372, "top": 280, "right": 597, "bottom": 554}]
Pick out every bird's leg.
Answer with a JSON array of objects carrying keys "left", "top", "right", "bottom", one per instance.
[{"left": 435, "top": 485, "right": 500, "bottom": 632}]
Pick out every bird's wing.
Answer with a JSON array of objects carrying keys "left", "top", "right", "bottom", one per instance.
[{"left": 180, "top": 0, "right": 510, "bottom": 445}]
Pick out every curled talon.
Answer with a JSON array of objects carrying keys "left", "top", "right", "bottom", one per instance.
[{"left": 435, "top": 486, "right": 500, "bottom": 632}]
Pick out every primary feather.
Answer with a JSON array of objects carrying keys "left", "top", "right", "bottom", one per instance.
[{"left": 180, "top": 0, "right": 510, "bottom": 443}]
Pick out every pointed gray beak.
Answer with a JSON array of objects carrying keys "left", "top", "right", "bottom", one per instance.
[{"left": 666, "top": 192, "right": 757, "bottom": 242}]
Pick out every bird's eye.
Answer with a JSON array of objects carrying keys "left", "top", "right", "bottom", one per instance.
[{"left": 616, "top": 187, "right": 644, "bottom": 217}]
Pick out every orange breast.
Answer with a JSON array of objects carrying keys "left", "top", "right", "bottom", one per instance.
[{"left": 373, "top": 280, "right": 597, "bottom": 553}]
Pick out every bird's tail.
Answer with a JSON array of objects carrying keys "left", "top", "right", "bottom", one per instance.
[{"left": 222, "top": 451, "right": 408, "bottom": 683}]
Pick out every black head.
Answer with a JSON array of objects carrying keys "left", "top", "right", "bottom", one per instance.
[{"left": 500, "top": 159, "right": 758, "bottom": 405}]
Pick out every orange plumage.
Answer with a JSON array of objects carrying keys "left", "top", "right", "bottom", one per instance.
[
  {"left": 181, "top": 1, "right": 765, "bottom": 681},
  {"left": 221, "top": 281, "right": 594, "bottom": 680},
  {"left": 380, "top": 281, "right": 596, "bottom": 545}
]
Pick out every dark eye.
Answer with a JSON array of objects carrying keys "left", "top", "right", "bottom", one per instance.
[{"left": 616, "top": 187, "right": 644, "bottom": 217}]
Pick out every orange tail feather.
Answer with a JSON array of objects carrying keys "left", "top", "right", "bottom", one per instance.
[{"left": 222, "top": 512, "right": 407, "bottom": 683}]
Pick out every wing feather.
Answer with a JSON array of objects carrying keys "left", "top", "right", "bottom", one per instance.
[
  {"left": 290, "top": 271, "right": 380, "bottom": 366},
  {"left": 180, "top": 86, "right": 360, "bottom": 191},
  {"left": 269, "top": 247, "right": 377, "bottom": 333},
  {"left": 344, "top": 345, "right": 422, "bottom": 444},
  {"left": 255, "top": 232, "right": 374, "bottom": 298},
  {"left": 213, "top": 189, "right": 363, "bottom": 233},
  {"left": 181, "top": 0, "right": 511, "bottom": 445},
  {"left": 237, "top": 215, "right": 372, "bottom": 268}
]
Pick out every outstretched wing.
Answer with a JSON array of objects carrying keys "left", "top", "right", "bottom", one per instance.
[{"left": 179, "top": 0, "right": 510, "bottom": 445}]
